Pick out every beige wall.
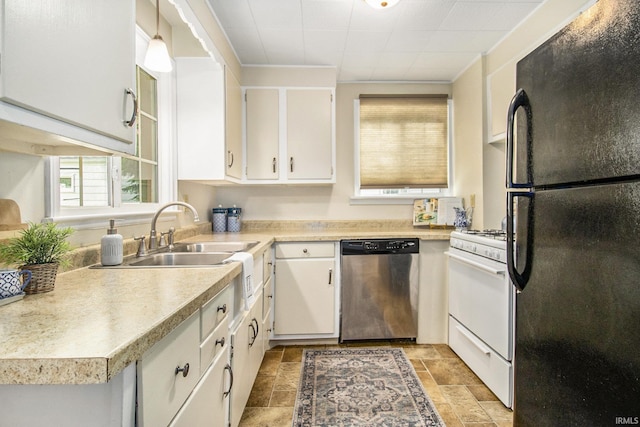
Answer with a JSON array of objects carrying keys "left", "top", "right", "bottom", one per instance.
[{"left": 451, "top": 59, "right": 485, "bottom": 229}]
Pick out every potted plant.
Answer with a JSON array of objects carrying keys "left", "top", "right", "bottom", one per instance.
[{"left": 0, "top": 222, "right": 74, "bottom": 294}]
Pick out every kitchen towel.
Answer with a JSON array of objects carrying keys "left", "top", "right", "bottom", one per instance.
[{"left": 228, "top": 252, "right": 255, "bottom": 309}]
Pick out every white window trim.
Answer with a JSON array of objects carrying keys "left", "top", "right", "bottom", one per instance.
[
  {"left": 45, "top": 27, "right": 177, "bottom": 228},
  {"left": 350, "top": 98, "right": 455, "bottom": 205}
]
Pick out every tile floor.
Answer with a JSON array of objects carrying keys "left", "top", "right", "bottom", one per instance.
[{"left": 239, "top": 342, "right": 513, "bottom": 427}]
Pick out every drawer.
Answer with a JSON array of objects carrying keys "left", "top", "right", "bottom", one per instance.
[
  {"left": 138, "top": 311, "right": 200, "bottom": 427},
  {"left": 201, "top": 285, "right": 232, "bottom": 341},
  {"left": 449, "top": 316, "right": 512, "bottom": 408},
  {"left": 275, "top": 242, "right": 334, "bottom": 259},
  {"left": 200, "top": 315, "right": 230, "bottom": 376}
]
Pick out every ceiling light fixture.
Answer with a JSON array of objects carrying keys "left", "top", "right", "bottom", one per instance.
[
  {"left": 364, "top": 0, "right": 400, "bottom": 9},
  {"left": 144, "top": 0, "right": 173, "bottom": 72}
]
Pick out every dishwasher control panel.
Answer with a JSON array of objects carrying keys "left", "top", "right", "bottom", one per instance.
[{"left": 341, "top": 238, "right": 419, "bottom": 255}]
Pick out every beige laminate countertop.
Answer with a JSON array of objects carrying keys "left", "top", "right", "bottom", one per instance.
[{"left": 0, "top": 228, "right": 450, "bottom": 385}]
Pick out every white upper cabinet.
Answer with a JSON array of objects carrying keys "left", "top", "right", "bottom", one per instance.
[
  {"left": 287, "top": 89, "right": 333, "bottom": 180},
  {"left": 245, "top": 88, "right": 279, "bottom": 180},
  {"left": 225, "top": 69, "right": 244, "bottom": 180},
  {"left": 176, "top": 57, "right": 226, "bottom": 181},
  {"left": 0, "top": 0, "right": 137, "bottom": 154},
  {"left": 486, "top": 62, "right": 516, "bottom": 143},
  {"left": 244, "top": 87, "right": 335, "bottom": 183}
]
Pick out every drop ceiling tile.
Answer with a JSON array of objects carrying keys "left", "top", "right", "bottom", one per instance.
[
  {"left": 248, "top": 0, "right": 302, "bottom": 30},
  {"left": 395, "top": 0, "right": 456, "bottom": 31},
  {"left": 341, "top": 51, "right": 381, "bottom": 68},
  {"left": 371, "top": 66, "right": 409, "bottom": 81},
  {"left": 304, "top": 29, "right": 349, "bottom": 51},
  {"left": 206, "top": 0, "right": 254, "bottom": 29},
  {"left": 344, "top": 31, "right": 391, "bottom": 53},
  {"left": 224, "top": 27, "right": 269, "bottom": 64},
  {"left": 302, "top": 0, "right": 354, "bottom": 30},
  {"left": 425, "top": 30, "right": 505, "bottom": 53},
  {"left": 304, "top": 49, "right": 344, "bottom": 66},
  {"left": 384, "top": 31, "right": 435, "bottom": 52},
  {"left": 413, "top": 51, "right": 478, "bottom": 69},
  {"left": 374, "top": 51, "right": 419, "bottom": 68}
]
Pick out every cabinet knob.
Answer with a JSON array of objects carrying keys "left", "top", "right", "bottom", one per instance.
[
  {"left": 175, "top": 363, "right": 190, "bottom": 378},
  {"left": 268, "top": 294, "right": 273, "bottom": 299},
  {"left": 217, "top": 304, "right": 227, "bottom": 314},
  {"left": 303, "top": 248, "right": 308, "bottom": 254},
  {"left": 215, "top": 337, "right": 226, "bottom": 348}
]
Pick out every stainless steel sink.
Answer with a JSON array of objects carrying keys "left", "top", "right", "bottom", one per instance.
[
  {"left": 172, "top": 241, "right": 259, "bottom": 253},
  {"left": 124, "top": 252, "right": 233, "bottom": 268}
]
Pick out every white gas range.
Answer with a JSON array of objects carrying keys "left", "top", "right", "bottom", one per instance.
[{"left": 446, "top": 230, "right": 515, "bottom": 408}]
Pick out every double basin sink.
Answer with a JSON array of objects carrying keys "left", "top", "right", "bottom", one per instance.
[{"left": 102, "top": 241, "right": 258, "bottom": 268}]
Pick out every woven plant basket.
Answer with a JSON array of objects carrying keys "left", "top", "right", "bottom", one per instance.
[{"left": 21, "top": 263, "right": 59, "bottom": 294}]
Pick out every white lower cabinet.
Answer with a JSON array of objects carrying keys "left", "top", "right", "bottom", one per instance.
[
  {"left": 273, "top": 242, "right": 337, "bottom": 337},
  {"left": 229, "top": 288, "right": 264, "bottom": 427},
  {"left": 169, "top": 344, "right": 231, "bottom": 427},
  {"left": 138, "top": 312, "right": 201, "bottom": 427}
]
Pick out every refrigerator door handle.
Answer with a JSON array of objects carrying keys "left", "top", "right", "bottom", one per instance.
[
  {"left": 507, "top": 191, "right": 534, "bottom": 291},
  {"left": 506, "top": 88, "right": 533, "bottom": 189}
]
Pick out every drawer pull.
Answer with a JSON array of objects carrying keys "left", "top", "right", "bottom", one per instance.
[
  {"left": 217, "top": 304, "right": 227, "bottom": 314},
  {"left": 456, "top": 325, "right": 492, "bottom": 355},
  {"left": 303, "top": 248, "right": 308, "bottom": 254},
  {"left": 215, "top": 337, "right": 226, "bottom": 348},
  {"left": 267, "top": 294, "right": 273, "bottom": 299},
  {"left": 175, "top": 363, "right": 190, "bottom": 378},
  {"left": 223, "top": 364, "right": 233, "bottom": 397}
]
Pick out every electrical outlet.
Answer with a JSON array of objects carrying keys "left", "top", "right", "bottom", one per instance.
[{"left": 470, "top": 194, "right": 476, "bottom": 208}]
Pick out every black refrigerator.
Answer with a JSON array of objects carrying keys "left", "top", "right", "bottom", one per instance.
[{"left": 505, "top": 0, "right": 640, "bottom": 425}]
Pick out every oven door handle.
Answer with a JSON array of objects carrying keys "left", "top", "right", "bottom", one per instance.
[{"left": 445, "top": 251, "right": 506, "bottom": 276}]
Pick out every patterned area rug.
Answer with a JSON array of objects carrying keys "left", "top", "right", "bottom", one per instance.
[{"left": 293, "top": 347, "right": 445, "bottom": 426}]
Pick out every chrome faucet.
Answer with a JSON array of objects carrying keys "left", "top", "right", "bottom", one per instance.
[{"left": 149, "top": 202, "right": 200, "bottom": 250}]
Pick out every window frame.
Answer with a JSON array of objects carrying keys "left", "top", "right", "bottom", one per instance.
[
  {"left": 351, "top": 97, "right": 455, "bottom": 205},
  {"left": 45, "top": 27, "right": 177, "bottom": 227}
]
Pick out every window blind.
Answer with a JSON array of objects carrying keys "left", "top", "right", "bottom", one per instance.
[{"left": 359, "top": 95, "right": 449, "bottom": 189}]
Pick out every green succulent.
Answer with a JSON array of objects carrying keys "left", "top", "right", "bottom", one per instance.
[{"left": 0, "top": 222, "right": 74, "bottom": 267}]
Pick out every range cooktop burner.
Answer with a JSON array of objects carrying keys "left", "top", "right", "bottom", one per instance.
[{"left": 461, "top": 229, "right": 507, "bottom": 240}]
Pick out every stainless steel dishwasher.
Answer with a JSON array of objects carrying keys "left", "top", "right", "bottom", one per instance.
[{"left": 340, "top": 238, "right": 419, "bottom": 342}]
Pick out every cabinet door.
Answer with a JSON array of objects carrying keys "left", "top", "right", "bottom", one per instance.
[
  {"left": 176, "top": 58, "right": 225, "bottom": 180},
  {"left": 138, "top": 312, "right": 200, "bottom": 427},
  {"left": 229, "top": 294, "right": 264, "bottom": 427},
  {"left": 274, "top": 258, "right": 335, "bottom": 335},
  {"left": 225, "top": 68, "right": 243, "bottom": 179},
  {"left": 0, "top": 0, "right": 136, "bottom": 147},
  {"left": 246, "top": 89, "right": 279, "bottom": 180},
  {"left": 169, "top": 345, "right": 230, "bottom": 427},
  {"left": 286, "top": 89, "right": 333, "bottom": 180},
  {"left": 229, "top": 311, "right": 252, "bottom": 427}
]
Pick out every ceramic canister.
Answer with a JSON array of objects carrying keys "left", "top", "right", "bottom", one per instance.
[
  {"left": 227, "top": 206, "right": 242, "bottom": 232},
  {"left": 212, "top": 206, "right": 227, "bottom": 232}
]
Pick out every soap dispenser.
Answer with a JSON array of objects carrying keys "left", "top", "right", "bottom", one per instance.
[{"left": 101, "top": 219, "right": 123, "bottom": 266}]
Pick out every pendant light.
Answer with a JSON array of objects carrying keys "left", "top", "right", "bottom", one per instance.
[
  {"left": 364, "top": 0, "right": 400, "bottom": 9},
  {"left": 144, "top": 0, "right": 172, "bottom": 72}
]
